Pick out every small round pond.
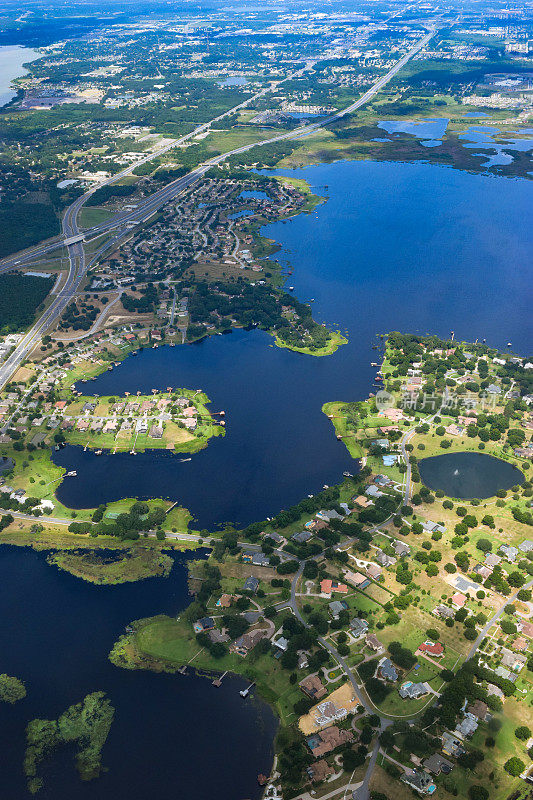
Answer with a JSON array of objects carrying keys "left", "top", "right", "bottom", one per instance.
[{"left": 418, "top": 452, "right": 524, "bottom": 499}]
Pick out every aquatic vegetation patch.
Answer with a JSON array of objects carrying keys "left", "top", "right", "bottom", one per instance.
[
  {"left": 0, "top": 674, "right": 26, "bottom": 704},
  {"left": 24, "top": 691, "right": 114, "bottom": 794}
]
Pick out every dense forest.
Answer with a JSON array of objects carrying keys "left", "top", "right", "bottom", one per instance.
[
  {"left": 0, "top": 202, "right": 59, "bottom": 258},
  {"left": 0, "top": 273, "right": 54, "bottom": 333}
]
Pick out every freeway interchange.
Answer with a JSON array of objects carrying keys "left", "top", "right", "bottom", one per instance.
[{"left": 0, "top": 25, "right": 436, "bottom": 392}]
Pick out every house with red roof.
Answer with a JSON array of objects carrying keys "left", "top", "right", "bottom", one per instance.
[
  {"left": 451, "top": 592, "right": 467, "bottom": 609},
  {"left": 320, "top": 579, "right": 348, "bottom": 596},
  {"left": 419, "top": 640, "right": 444, "bottom": 658}
]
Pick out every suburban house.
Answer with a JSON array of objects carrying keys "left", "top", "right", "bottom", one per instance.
[
  {"left": 365, "top": 634, "right": 383, "bottom": 652},
  {"left": 451, "top": 592, "right": 467, "bottom": 610},
  {"left": 418, "top": 641, "right": 444, "bottom": 658},
  {"left": 344, "top": 570, "right": 370, "bottom": 590},
  {"left": 501, "top": 647, "right": 527, "bottom": 673},
  {"left": 329, "top": 600, "right": 348, "bottom": 620},
  {"left": 399, "top": 682, "right": 430, "bottom": 700},
  {"left": 243, "top": 576, "right": 259, "bottom": 594},
  {"left": 242, "top": 550, "right": 270, "bottom": 567},
  {"left": 350, "top": 618, "right": 369, "bottom": 639},
  {"left": 306, "top": 760, "right": 334, "bottom": 783},
  {"left": 300, "top": 674, "right": 327, "bottom": 701},
  {"left": 291, "top": 530, "right": 312, "bottom": 544},
  {"left": 378, "top": 657, "right": 398, "bottom": 682},
  {"left": 230, "top": 629, "right": 267, "bottom": 657},
  {"left": 422, "top": 754, "right": 453, "bottom": 776},
  {"left": 455, "top": 713, "right": 478, "bottom": 739},
  {"left": 320, "top": 579, "right": 348, "bottom": 596},
  {"left": 193, "top": 617, "right": 215, "bottom": 634},
  {"left": 400, "top": 769, "right": 436, "bottom": 795},
  {"left": 441, "top": 732, "right": 466, "bottom": 758},
  {"left": 467, "top": 700, "right": 489, "bottom": 721},
  {"left": 306, "top": 727, "right": 353, "bottom": 758}
]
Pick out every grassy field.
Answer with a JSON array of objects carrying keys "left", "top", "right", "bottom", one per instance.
[
  {"left": 113, "top": 615, "right": 301, "bottom": 726},
  {"left": 79, "top": 207, "right": 115, "bottom": 228}
]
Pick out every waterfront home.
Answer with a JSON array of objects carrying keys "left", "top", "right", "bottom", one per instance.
[
  {"left": 421, "top": 521, "right": 446, "bottom": 534},
  {"left": 300, "top": 674, "right": 327, "bottom": 701},
  {"left": 306, "top": 726, "right": 353, "bottom": 758},
  {"left": 306, "top": 760, "right": 334, "bottom": 783},
  {"left": 316, "top": 509, "right": 343, "bottom": 522},
  {"left": 445, "top": 424, "right": 464, "bottom": 436},
  {"left": 149, "top": 425, "right": 163, "bottom": 439},
  {"left": 263, "top": 530, "right": 284, "bottom": 544},
  {"left": 352, "top": 495, "right": 371, "bottom": 508},
  {"left": 313, "top": 699, "right": 349, "bottom": 727},
  {"left": 193, "top": 616, "right": 215, "bottom": 634},
  {"left": 378, "top": 407, "right": 405, "bottom": 422},
  {"left": 365, "top": 485, "right": 383, "bottom": 498},
  {"left": 216, "top": 594, "right": 233, "bottom": 608},
  {"left": 382, "top": 454, "right": 399, "bottom": 466},
  {"left": 230, "top": 629, "right": 267, "bottom": 657}
]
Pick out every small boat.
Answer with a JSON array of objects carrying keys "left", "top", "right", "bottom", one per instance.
[
  {"left": 180, "top": 457, "right": 191, "bottom": 463},
  {"left": 371, "top": 362, "right": 378, "bottom": 367},
  {"left": 343, "top": 471, "right": 353, "bottom": 478},
  {"left": 288, "top": 286, "right": 294, "bottom": 291},
  {"left": 95, "top": 450, "right": 102, "bottom": 455},
  {"left": 507, "top": 342, "right": 512, "bottom": 347},
  {"left": 66, "top": 470, "right": 77, "bottom": 477}
]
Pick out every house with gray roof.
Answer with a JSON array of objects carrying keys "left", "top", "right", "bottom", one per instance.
[
  {"left": 399, "top": 681, "right": 429, "bottom": 700},
  {"left": 378, "top": 657, "right": 398, "bottom": 682}
]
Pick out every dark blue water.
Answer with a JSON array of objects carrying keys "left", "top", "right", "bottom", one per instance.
[
  {"left": 0, "top": 546, "right": 277, "bottom": 800},
  {"left": 419, "top": 452, "right": 525, "bottom": 499},
  {"left": 54, "top": 161, "right": 533, "bottom": 529},
  {"left": 378, "top": 117, "right": 449, "bottom": 139}
]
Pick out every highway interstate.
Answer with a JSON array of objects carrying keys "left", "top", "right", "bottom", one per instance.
[{"left": 0, "top": 25, "right": 436, "bottom": 391}]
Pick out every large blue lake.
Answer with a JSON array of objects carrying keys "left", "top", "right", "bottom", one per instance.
[
  {"left": 0, "top": 546, "right": 277, "bottom": 800},
  {"left": 54, "top": 160, "right": 533, "bottom": 529}
]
